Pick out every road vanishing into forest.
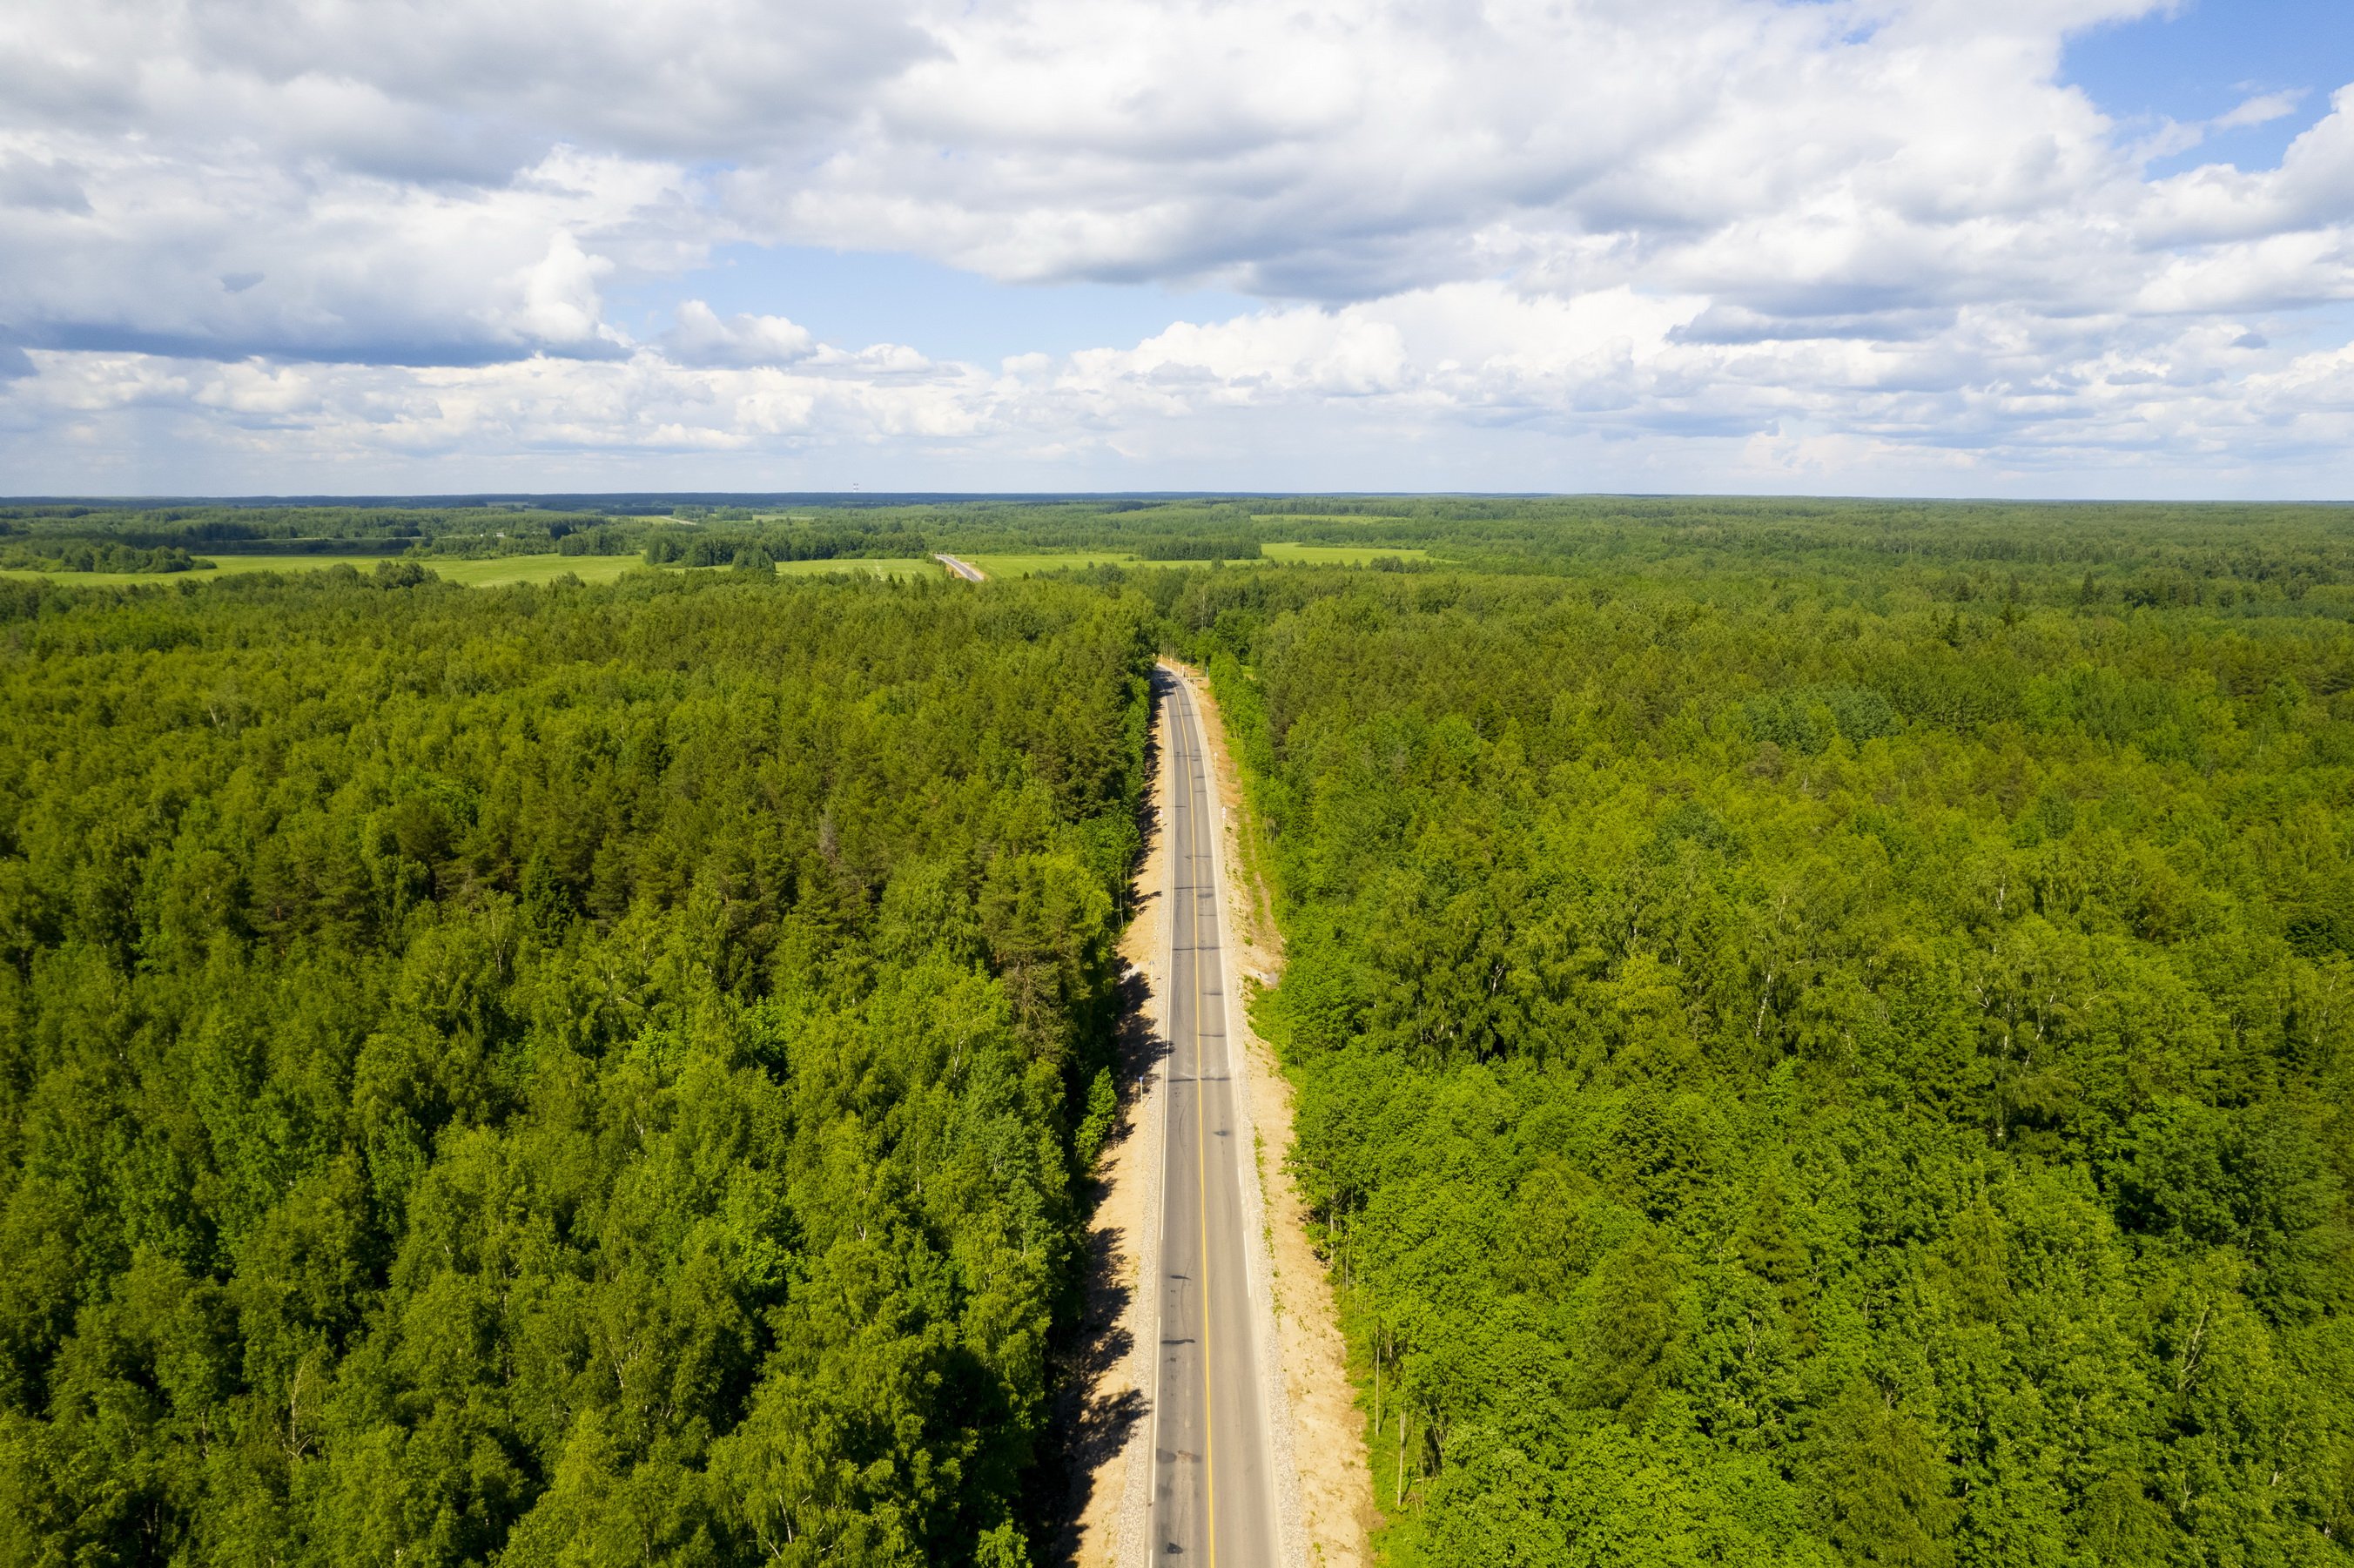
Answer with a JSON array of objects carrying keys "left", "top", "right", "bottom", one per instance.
[{"left": 1150, "top": 672, "right": 1287, "bottom": 1567}]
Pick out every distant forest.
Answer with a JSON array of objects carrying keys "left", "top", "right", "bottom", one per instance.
[
  {"left": 14, "top": 492, "right": 2354, "bottom": 586},
  {"left": 2, "top": 498, "right": 2351, "bottom": 1566}
]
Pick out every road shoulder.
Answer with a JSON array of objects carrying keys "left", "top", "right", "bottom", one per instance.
[
  {"left": 1164, "top": 661, "right": 1373, "bottom": 1568},
  {"left": 1059, "top": 676, "right": 1172, "bottom": 1568}
]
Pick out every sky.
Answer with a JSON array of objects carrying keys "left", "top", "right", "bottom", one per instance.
[{"left": 3, "top": 0, "right": 2353, "bottom": 497}]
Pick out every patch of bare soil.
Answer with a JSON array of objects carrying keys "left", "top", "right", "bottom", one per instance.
[{"left": 1167, "top": 661, "right": 1374, "bottom": 1568}]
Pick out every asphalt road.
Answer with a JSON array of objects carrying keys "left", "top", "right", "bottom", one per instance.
[{"left": 1151, "top": 675, "right": 1283, "bottom": 1567}]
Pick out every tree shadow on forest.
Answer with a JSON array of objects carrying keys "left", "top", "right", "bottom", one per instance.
[{"left": 1032, "top": 674, "right": 1176, "bottom": 1567}]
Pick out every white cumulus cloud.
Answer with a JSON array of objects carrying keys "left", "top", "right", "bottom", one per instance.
[
  {"left": 660, "top": 301, "right": 817, "bottom": 368},
  {"left": 0, "top": 0, "right": 2351, "bottom": 491}
]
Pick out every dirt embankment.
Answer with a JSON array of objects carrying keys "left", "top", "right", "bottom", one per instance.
[{"left": 1049, "top": 702, "right": 1170, "bottom": 1567}]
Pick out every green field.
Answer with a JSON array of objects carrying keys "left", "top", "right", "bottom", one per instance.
[
  {"left": 420, "top": 555, "right": 643, "bottom": 586},
  {"left": 1259, "top": 542, "right": 1429, "bottom": 565},
  {"left": 661, "top": 556, "right": 944, "bottom": 581},
  {"left": 768, "top": 556, "right": 939, "bottom": 579},
  {"left": 962, "top": 551, "right": 1145, "bottom": 577},
  {"left": 959, "top": 546, "right": 1427, "bottom": 576},
  {"left": 0, "top": 555, "right": 392, "bottom": 587}
]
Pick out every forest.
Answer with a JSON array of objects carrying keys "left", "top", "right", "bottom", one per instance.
[
  {"left": 5, "top": 495, "right": 2354, "bottom": 1567},
  {"left": 0, "top": 565, "right": 1149, "bottom": 1565},
  {"left": 1148, "top": 514, "right": 2354, "bottom": 1567},
  {"left": 0, "top": 542, "right": 206, "bottom": 575},
  {"left": 16, "top": 495, "right": 2354, "bottom": 584}
]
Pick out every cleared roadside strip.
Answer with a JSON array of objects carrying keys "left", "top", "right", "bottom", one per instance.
[{"left": 1119, "top": 666, "right": 1306, "bottom": 1568}]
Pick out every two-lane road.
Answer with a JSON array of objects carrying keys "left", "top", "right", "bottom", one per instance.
[{"left": 1151, "top": 672, "right": 1286, "bottom": 1567}]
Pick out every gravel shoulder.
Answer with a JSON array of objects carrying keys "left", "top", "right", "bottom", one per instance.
[
  {"left": 1164, "top": 661, "right": 1374, "bottom": 1568},
  {"left": 1057, "top": 662, "right": 1369, "bottom": 1568}
]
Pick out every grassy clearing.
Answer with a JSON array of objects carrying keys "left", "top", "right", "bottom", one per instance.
[
  {"left": 961, "top": 552, "right": 1144, "bottom": 578},
  {"left": 454, "top": 555, "right": 935, "bottom": 583},
  {"left": 0, "top": 555, "right": 395, "bottom": 588},
  {"left": 427, "top": 555, "right": 643, "bottom": 587},
  {"left": 960, "top": 546, "right": 1429, "bottom": 576},
  {"left": 0, "top": 570, "right": 190, "bottom": 588},
  {"left": 1259, "top": 542, "right": 1430, "bottom": 565},
  {"left": 768, "top": 556, "right": 940, "bottom": 579},
  {"left": 200, "top": 555, "right": 411, "bottom": 578},
  {"left": 1248, "top": 513, "right": 1408, "bottom": 523}
]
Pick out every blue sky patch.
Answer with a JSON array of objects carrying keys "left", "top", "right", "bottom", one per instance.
[{"left": 2065, "top": 0, "right": 2354, "bottom": 175}]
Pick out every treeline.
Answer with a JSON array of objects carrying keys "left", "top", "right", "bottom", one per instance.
[
  {"left": 641, "top": 527, "right": 930, "bottom": 569},
  {"left": 1136, "top": 537, "right": 1261, "bottom": 562},
  {"left": 0, "top": 541, "right": 207, "bottom": 574},
  {"left": 0, "top": 507, "right": 957, "bottom": 569},
  {"left": 0, "top": 507, "right": 561, "bottom": 555},
  {"left": 1157, "top": 551, "right": 2354, "bottom": 1566},
  {"left": 0, "top": 568, "right": 1152, "bottom": 1565}
]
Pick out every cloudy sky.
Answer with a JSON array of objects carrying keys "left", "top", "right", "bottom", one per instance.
[{"left": 3, "top": 0, "right": 2351, "bottom": 496}]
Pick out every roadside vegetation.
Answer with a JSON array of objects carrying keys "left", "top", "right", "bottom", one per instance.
[{"left": 1152, "top": 512, "right": 2354, "bottom": 1568}]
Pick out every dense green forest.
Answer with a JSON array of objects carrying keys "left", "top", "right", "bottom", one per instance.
[
  {"left": 0, "top": 567, "right": 1149, "bottom": 1565},
  {"left": 1154, "top": 526, "right": 2354, "bottom": 1566},
  {"left": 10, "top": 496, "right": 2354, "bottom": 1566}
]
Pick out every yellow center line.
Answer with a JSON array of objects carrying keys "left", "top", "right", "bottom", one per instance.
[{"left": 1188, "top": 697, "right": 1220, "bottom": 1568}]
